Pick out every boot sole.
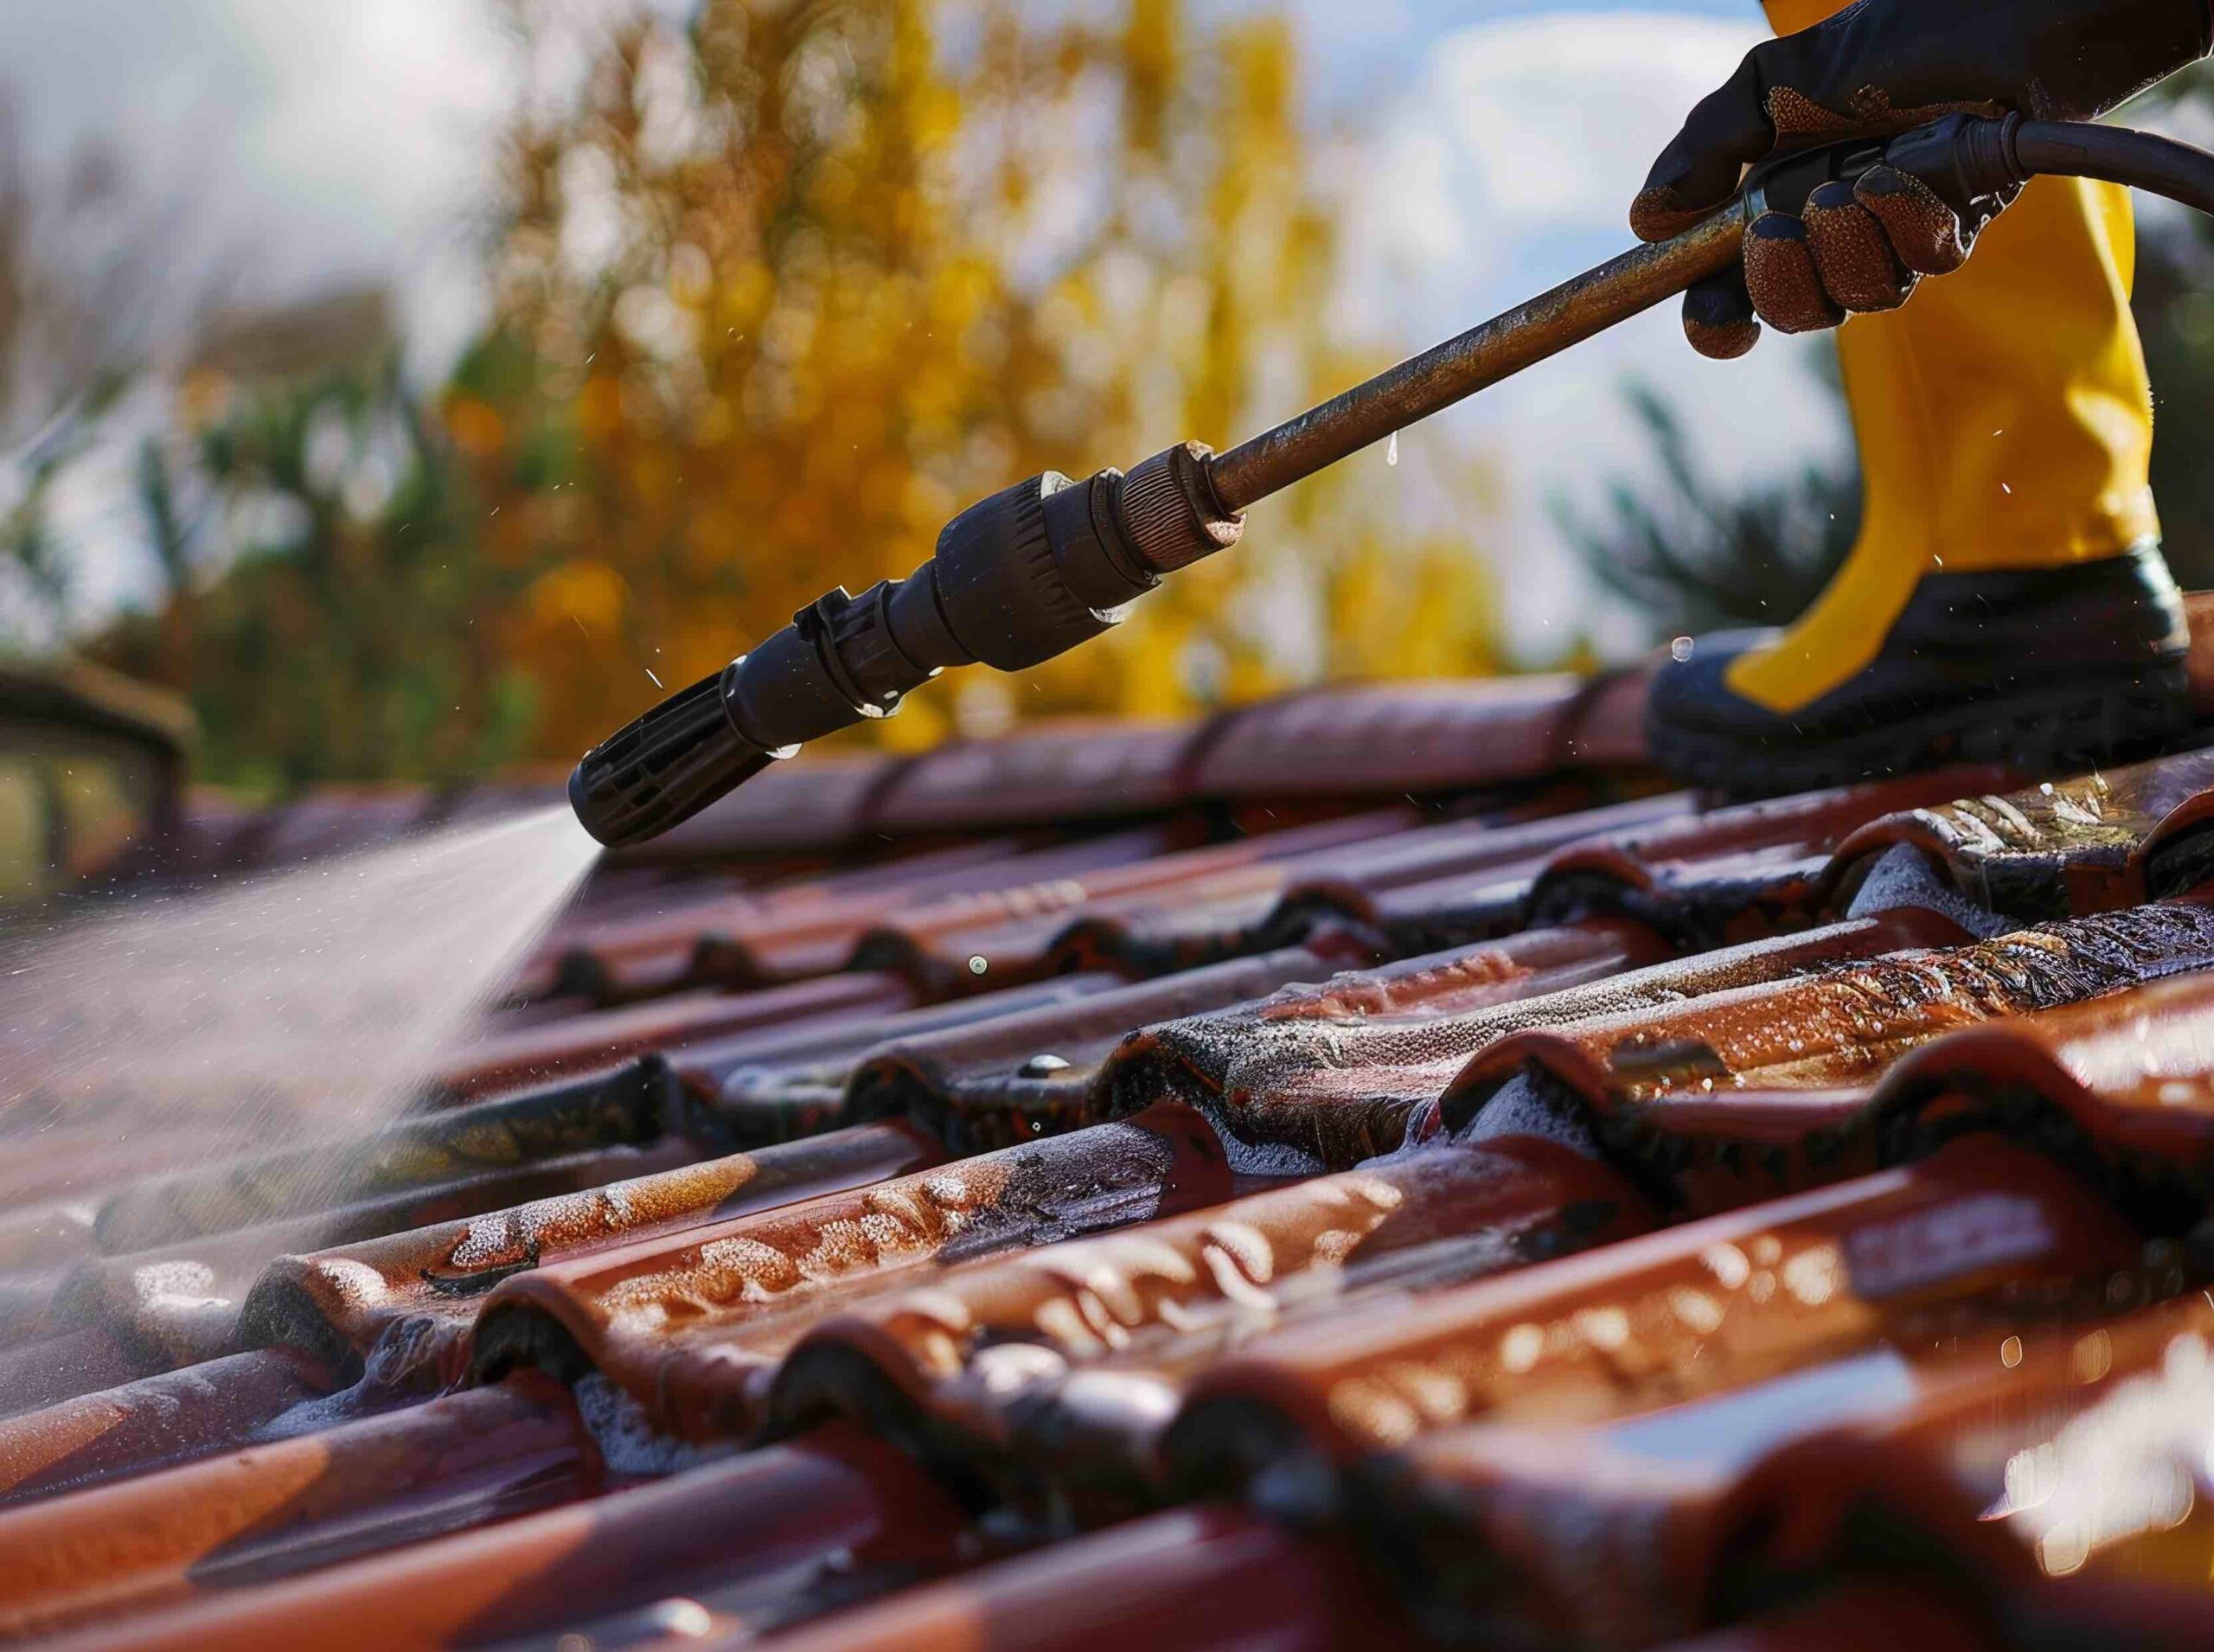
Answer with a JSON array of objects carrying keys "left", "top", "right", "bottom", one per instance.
[{"left": 1646, "top": 659, "right": 2198, "bottom": 798}]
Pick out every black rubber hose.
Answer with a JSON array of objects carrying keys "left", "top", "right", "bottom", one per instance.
[{"left": 2015, "top": 118, "right": 2214, "bottom": 215}]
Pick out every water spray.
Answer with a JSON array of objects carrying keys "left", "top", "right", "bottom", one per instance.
[{"left": 570, "top": 114, "right": 2214, "bottom": 849}]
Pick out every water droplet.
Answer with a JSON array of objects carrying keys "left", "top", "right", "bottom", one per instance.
[
  {"left": 1019, "top": 1053, "right": 1071, "bottom": 1078},
  {"left": 649, "top": 1598, "right": 715, "bottom": 1638},
  {"left": 646, "top": 668, "right": 663, "bottom": 689},
  {"left": 1669, "top": 636, "right": 1695, "bottom": 663},
  {"left": 968, "top": 955, "right": 989, "bottom": 976},
  {"left": 1385, "top": 431, "right": 1399, "bottom": 467}
]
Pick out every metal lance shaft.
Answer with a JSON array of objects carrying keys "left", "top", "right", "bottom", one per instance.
[
  {"left": 572, "top": 116, "right": 2214, "bottom": 848},
  {"left": 1205, "top": 212, "right": 1740, "bottom": 512}
]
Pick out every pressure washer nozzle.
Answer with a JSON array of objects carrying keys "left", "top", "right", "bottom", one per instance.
[
  {"left": 567, "top": 668, "right": 793, "bottom": 849},
  {"left": 567, "top": 446, "right": 1244, "bottom": 850}
]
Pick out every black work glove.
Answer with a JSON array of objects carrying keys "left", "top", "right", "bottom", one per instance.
[{"left": 1632, "top": 0, "right": 2214, "bottom": 357}]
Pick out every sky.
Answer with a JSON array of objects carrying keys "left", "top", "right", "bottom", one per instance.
[{"left": 0, "top": 0, "right": 1850, "bottom": 658}]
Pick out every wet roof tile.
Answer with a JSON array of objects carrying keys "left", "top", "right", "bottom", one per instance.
[
  {"left": 0, "top": 1378, "right": 591, "bottom": 1639},
  {"left": 767, "top": 1503, "right": 1411, "bottom": 1652},
  {"left": 25, "top": 678, "right": 2214, "bottom": 1648},
  {"left": 435, "top": 971, "right": 918, "bottom": 1099},
  {"left": 1161, "top": 1138, "right": 2145, "bottom": 1488},
  {"left": 467, "top": 1105, "right": 1229, "bottom": 1441},
  {"left": 1116, "top": 909, "right": 1968, "bottom": 1183},
  {"left": 866, "top": 719, "right": 1201, "bottom": 833},
  {"left": 242, "top": 1122, "right": 944, "bottom": 1386},
  {"left": 65, "top": 1423, "right": 963, "bottom": 1652},
  {"left": 1341, "top": 1285, "right": 2214, "bottom": 1648},
  {"left": 840, "top": 941, "right": 1378, "bottom": 1151},
  {"left": 669, "top": 973, "right": 1120, "bottom": 1145},
  {"left": 766, "top": 1137, "right": 1650, "bottom": 1517},
  {"left": 1187, "top": 675, "right": 1600, "bottom": 799},
  {"left": 0, "top": 1348, "right": 330, "bottom": 1508},
  {"left": 1833, "top": 748, "right": 2214, "bottom": 919},
  {"left": 1438, "top": 898, "right": 2214, "bottom": 1142}
]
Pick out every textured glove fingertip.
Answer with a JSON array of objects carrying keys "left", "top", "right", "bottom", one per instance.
[
  {"left": 1743, "top": 213, "right": 1846, "bottom": 335},
  {"left": 1682, "top": 269, "right": 1761, "bottom": 360},
  {"left": 1802, "top": 182, "right": 1915, "bottom": 312},
  {"left": 1856, "top": 163, "right": 1970, "bottom": 276},
  {"left": 1632, "top": 184, "right": 1714, "bottom": 243}
]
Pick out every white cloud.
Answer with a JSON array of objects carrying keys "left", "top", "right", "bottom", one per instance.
[{"left": 0, "top": 0, "right": 514, "bottom": 377}]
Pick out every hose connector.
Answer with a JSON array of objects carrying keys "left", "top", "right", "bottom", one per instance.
[
  {"left": 1879, "top": 111, "right": 2030, "bottom": 213},
  {"left": 1118, "top": 441, "right": 1245, "bottom": 573}
]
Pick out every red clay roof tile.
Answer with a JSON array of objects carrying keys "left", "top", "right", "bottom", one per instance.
[
  {"left": 1163, "top": 1139, "right": 2142, "bottom": 1488},
  {"left": 242, "top": 1123, "right": 944, "bottom": 1386},
  {"left": 468, "top": 1105, "right": 1229, "bottom": 1440}
]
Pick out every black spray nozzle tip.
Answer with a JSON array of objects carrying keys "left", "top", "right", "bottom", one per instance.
[{"left": 567, "top": 666, "right": 788, "bottom": 849}]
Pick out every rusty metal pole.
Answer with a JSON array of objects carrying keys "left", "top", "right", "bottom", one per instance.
[{"left": 1205, "top": 208, "right": 1746, "bottom": 515}]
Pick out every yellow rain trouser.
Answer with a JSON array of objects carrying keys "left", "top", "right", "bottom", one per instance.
[{"left": 1728, "top": 0, "right": 2163, "bottom": 715}]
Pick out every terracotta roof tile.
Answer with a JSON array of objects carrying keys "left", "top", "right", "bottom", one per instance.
[
  {"left": 0, "top": 1378, "right": 591, "bottom": 1639},
  {"left": 435, "top": 971, "right": 918, "bottom": 1100},
  {"left": 841, "top": 942, "right": 1378, "bottom": 1151},
  {"left": 1833, "top": 748, "right": 2214, "bottom": 919},
  {"left": 468, "top": 1105, "right": 1229, "bottom": 1440},
  {"left": 671, "top": 974, "right": 1121, "bottom": 1144},
  {"left": 1163, "top": 1139, "right": 2143, "bottom": 1488},
  {"left": 48, "top": 1140, "right": 704, "bottom": 1370},
  {"left": 1187, "top": 676, "right": 1598, "bottom": 799},
  {"left": 767, "top": 1504, "right": 1411, "bottom": 1652},
  {"left": 866, "top": 719, "right": 1200, "bottom": 833},
  {"left": 767, "top": 1137, "right": 1650, "bottom": 1519},
  {"left": 65, "top": 1424, "right": 961, "bottom": 1652},
  {"left": 242, "top": 1123, "right": 944, "bottom": 1386},
  {"left": 1437, "top": 898, "right": 2214, "bottom": 1175},
  {"left": 1119, "top": 910, "right": 1967, "bottom": 1183},
  {"left": 0, "top": 1349, "right": 330, "bottom": 1507},
  {"left": 1342, "top": 1286, "right": 2214, "bottom": 1647}
]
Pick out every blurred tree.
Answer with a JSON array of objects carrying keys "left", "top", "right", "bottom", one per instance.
[
  {"left": 1556, "top": 381, "right": 1859, "bottom": 643},
  {"left": 0, "top": 94, "right": 194, "bottom": 645},
  {"left": 92, "top": 348, "right": 537, "bottom": 791},
  {"left": 2131, "top": 196, "right": 2214, "bottom": 592}
]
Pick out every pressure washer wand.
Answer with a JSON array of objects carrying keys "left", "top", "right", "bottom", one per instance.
[{"left": 571, "top": 114, "right": 2214, "bottom": 849}]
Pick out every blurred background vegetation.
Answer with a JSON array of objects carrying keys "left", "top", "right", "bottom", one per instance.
[{"left": 5, "top": 0, "right": 2214, "bottom": 799}]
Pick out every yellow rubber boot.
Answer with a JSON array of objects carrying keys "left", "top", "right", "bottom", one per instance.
[
  {"left": 1641, "top": 0, "right": 2190, "bottom": 793},
  {"left": 1727, "top": 173, "right": 2160, "bottom": 714},
  {"left": 1736, "top": 0, "right": 2160, "bottom": 716}
]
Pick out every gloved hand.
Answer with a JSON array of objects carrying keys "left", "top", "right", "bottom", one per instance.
[{"left": 1634, "top": 0, "right": 2214, "bottom": 357}]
